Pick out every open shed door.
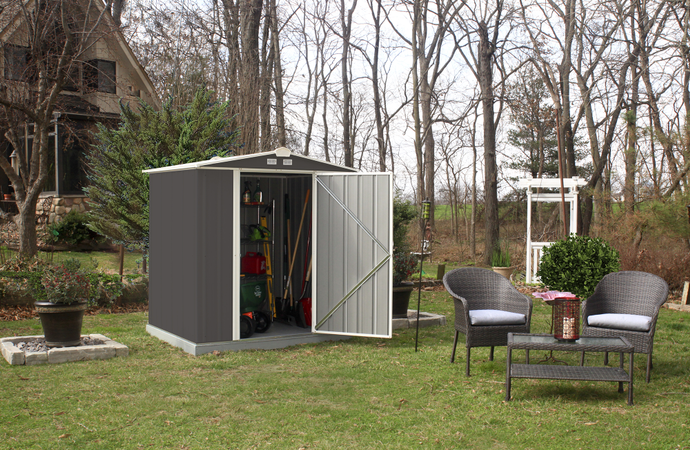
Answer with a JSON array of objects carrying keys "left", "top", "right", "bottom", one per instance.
[{"left": 313, "top": 173, "right": 392, "bottom": 338}]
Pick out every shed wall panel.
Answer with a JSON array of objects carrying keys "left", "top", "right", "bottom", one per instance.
[
  {"left": 197, "top": 170, "right": 235, "bottom": 342},
  {"left": 149, "top": 171, "right": 200, "bottom": 342}
]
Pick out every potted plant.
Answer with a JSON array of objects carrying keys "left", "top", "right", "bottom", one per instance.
[
  {"left": 392, "top": 197, "right": 418, "bottom": 318},
  {"left": 34, "top": 261, "right": 91, "bottom": 347},
  {"left": 491, "top": 240, "right": 514, "bottom": 279}
]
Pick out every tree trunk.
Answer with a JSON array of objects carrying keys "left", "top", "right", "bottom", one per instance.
[
  {"left": 470, "top": 112, "right": 478, "bottom": 261},
  {"left": 270, "top": 0, "right": 286, "bottom": 147},
  {"left": 221, "top": 0, "right": 241, "bottom": 121},
  {"left": 478, "top": 21, "right": 498, "bottom": 265},
  {"left": 239, "top": 0, "right": 263, "bottom": 154},
  {"left": 322, "top": 73, "right": 330, "bottom": 161},
  {"left": 411, "top": 1, "right": 424, "bottom": 207},
  {"left": 340, "top": 0, "right": 357, "bottom": 167},
  {"left": 370, "top": 0, "right": 386, "bottom": 171},
  {"left": 14, "top": 202, "right": 38, "bottom": 256},
  {"left": 624, "top": 101, "right": 638, "bottom": 215},
  {"left": 260, "top": 3, "right": 273, "bottom": 152}
]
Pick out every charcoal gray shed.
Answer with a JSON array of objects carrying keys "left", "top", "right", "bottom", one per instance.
[{"left": 145, "top": 148, "right": 393, "bottom": 354}]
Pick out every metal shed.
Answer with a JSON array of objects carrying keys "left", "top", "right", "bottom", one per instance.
[{"left": 145, "top": 148, "right": 393, "bottom": 355}]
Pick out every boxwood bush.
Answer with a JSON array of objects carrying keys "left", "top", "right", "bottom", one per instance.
[
  {"left": 536, "top": 234, "right": 620, "bottom": 299},
  {"left": 47, "top": 210, "right": 101, "bottom": 247}
]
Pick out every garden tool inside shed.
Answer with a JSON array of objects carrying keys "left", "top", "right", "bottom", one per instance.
[
  {"left": 248, "top": 224, "right": 271, "bottom": 241},
  {"left": 260, "top": 215, "right": 275, "bottom": 319}
]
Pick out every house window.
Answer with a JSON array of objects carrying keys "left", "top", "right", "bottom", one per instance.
[
  {"left": 60, "top": 133, "right": 88, "bottom": 194},
  {"left": 19, "top": 124, "right": 56, "bottom": 193},
  {"left": 3, "top": 44, "right": 32, "bottom": 81},
  {"left": 13, "top": 119, "right": 99, "bottom": 197},
  {"left": 85, "top": 59, "right": 116, "bottom": 94}
]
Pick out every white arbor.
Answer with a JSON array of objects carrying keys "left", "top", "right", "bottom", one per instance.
[{"left": 519, "top": 177, "right": 587, "bottom": 283}]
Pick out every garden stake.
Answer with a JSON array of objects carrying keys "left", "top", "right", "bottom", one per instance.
[{"left": 415, "top": 198, "right": 431, "bottom": 352}]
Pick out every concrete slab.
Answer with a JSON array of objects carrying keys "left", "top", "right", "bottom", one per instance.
[
  {"left": 393, "top": 310, "right": 447, "bottom": 330},
  {"left": 147, "top": 323, "right": 352, "bottom": 355},
  {"left": 147, "top": 312, "right": 446, "bottom": 355}
]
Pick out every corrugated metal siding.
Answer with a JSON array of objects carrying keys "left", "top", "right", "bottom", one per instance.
[
  {"left": 197, "top": 170, "right": 235, "bottom": 342},
  {"left": 314, "top": 173, "right": 391, "bottom": 336},
  {"left": 149, "top": 170, "right": 200, "bottom": 342}
]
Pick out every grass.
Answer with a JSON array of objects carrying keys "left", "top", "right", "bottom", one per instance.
[
  {"left": 0, "top": 246, "right": 143, "bottom": 274},
  {"left": 1, "top": 292, "right": 689, "bottom": 449}
]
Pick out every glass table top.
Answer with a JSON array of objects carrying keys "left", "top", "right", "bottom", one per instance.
[{"left": 510, "top": 333, "right": 630, "bottom": 347}]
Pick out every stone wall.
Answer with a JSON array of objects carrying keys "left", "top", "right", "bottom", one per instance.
[{"left": 36, "top": 196, "right": 90, "bottom": 224}]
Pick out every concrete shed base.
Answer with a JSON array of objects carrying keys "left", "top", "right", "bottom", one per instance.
[{"left": 146, "top": 323, "right": 352, "bottom": 355}]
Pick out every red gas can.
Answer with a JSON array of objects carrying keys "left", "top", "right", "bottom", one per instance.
[{"left": 241, "top": 252, "right": 267, "bottom": 274}]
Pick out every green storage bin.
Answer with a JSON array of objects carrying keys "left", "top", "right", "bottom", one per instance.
[{"left": 240, "top": 280, "right": 267, "bottom": 312}]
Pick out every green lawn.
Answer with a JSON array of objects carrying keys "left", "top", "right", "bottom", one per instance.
[
  {"left": 1, "top": 246, "right": 143, "bottom": 274},
  {"left": 1, "top": 292, "right": 689, "bottom": 449}
]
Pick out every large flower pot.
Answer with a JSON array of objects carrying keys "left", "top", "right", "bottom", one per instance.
[
  {"left": 392, "top": 282, "right": 415, "bottom": 318},
  {"left": 34, "top": 301, "right": 88, "bottom": 347},
  {"left": 492, "top": 266, "right": 514, "bottom": 280}
]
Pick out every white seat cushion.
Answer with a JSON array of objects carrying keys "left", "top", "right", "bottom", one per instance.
[
  {"left": 469, "top": 309, "right": 526, "bottom": 326},
  {"left": 587, "top": 313, "right": 653, "bottom": 332}
]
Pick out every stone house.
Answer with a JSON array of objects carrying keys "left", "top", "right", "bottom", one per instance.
[{"left": 0, "top": 0, "right": 159, "bottom": 223}]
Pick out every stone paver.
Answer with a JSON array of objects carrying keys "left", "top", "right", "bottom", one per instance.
[
  {"left": 1, "top": 334, "right": 128, "bottom": 365},
  {"left": 392, "top": 311, "right": 446, "bottom": 330}
]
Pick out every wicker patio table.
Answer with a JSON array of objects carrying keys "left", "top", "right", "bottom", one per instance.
[{"left": 506, "top": 333, "right": 634, "bottom": 405}]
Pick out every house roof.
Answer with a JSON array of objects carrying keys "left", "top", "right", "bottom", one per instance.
[
  {"left": 0, "top": 0, "right": 160, "bottom": 110},
  {"left": 144, "top": 148, "right": 359, "bottom": 174},
  {"left": 0, "top": 1, "right": 21, "bottom": 38}
]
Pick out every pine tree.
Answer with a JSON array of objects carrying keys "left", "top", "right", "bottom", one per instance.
[
  {"left": 85, "top": 89, "right": 239, "bottom": 251},
  {"left": 506, "top": 70, "right": 559, "bottom": 178}
]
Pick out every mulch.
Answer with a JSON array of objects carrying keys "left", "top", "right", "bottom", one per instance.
[{"left": 0, "top": 303, "right": 148, "bottom": 322}]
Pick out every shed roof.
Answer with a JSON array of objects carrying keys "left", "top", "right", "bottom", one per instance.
[{"left": 143, "top": 148, "right": 359, "bottom": 174}]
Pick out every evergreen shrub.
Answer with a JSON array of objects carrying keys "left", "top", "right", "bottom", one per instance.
[
  {"left": 536, "top": 234, "right": 620, "bottom": 299},
  {"left": 46, "top": 210, "right": 99, "bottom": 247}
]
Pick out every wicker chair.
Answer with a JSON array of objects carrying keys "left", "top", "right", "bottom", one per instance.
[
  {"left": 580, "top": 271, "right": 668, "bottom": 383},
  {"left": 443, "top": 267, "right": 533, "bottom": 376}
]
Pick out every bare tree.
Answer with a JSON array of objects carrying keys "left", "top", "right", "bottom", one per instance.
[
  {"left": 269, "top": 0, "right": 287, "bottom": 147},
  {"left": 291, "top": 1, "right": 338, "bottom": 157},
  {"left": 519, "top": 0, "right": 642, "bottom": 234},
  {"left": 339, "top": 0, "right": 357, "bottom": 167},
  {"left": 0, "top": 0, "right": 117, "bottom": 256},
  {"left": 126, "top": 1, "right": 226, "bottom": 107},
  {"left": 238, "top": 0, "right": 263, "bottom": 154},
  {"left": 453, "top": 0, "right": 514, "bottom": 264},
  {"left": 390, "top": 0, "right": 462, "bottom": 232}
]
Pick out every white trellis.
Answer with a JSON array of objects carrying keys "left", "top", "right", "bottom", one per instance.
[{"left": 518, "top": 176, "right": 587, "bottom": 283}]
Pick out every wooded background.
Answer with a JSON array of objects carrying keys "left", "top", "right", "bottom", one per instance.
[
  {"left": 120, "top": 0, "right": 690, "bottom": 266},
  {"left": 1, "top": 0, "right": 688, "bottom": 271}
]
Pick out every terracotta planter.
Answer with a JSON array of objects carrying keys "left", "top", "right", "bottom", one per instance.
[
  {"left": 492, "top": 266, "right": 514, "bottom": 280},
  {"left": 34, "top": 301, "right": 88, "bottom": 347},
  {"left": 392, "top": 282, "right": 415, "bottom": 318}
]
